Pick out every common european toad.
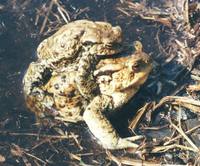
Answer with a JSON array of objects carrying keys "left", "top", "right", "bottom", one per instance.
[
  {"left": 23, "top": 20, "right": 152, "bottom": 149},
  {"left": 23, "top": 20, "right": 123, "bottom": 102}
]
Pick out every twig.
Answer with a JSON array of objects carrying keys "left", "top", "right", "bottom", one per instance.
[
  {"left": 31, "top": 138, "right": 51, "bottom": 150},
  {"left": 168, "top": 120, "right": 199, "bottom": 152},
  {"left": 54, "top": 0, "right": 70, "bottom": 23},
  {"left": 151, "top": 144, "right": 197, "bottom": 153},
  {"left": 107, "top": 150, "right": 160, "bottom": 166},
  {"left": 128, "top": 103, "right": 152, "bottom": 131},
  {"left": 24, "top": 152, "right": 46, "bottom": 165},
  {"left": 70, "top": 132, "right": 83, "bottom": 150},
  {"left": 156, "top": 27, "right": 170, "bottom": 58},
  {"left": 11, "top": 144, "right": 46, "bottom": 165},
  {"left": 40, "top": 0, "right": 54, "bottom": 34},
  {"left": 152, "top": 96, "right": 200, "bottom": 111},
  {"left": 106, "top": 151, "right": 122, "bottom": 166},
  {"left": 0, "top": 130, "right": 76, "bottom": 139},
  {"left": 140, "top": 124, "right": 169, "bottom": 131},
  {"left": 57, "top": 6, "right": 68, "bottom": 23},
  {"left": 164, "top": 124, "right": 200, "bottom": 146},
  {"left": 69, "top": 153, "right": 81, "bottom": 161}
]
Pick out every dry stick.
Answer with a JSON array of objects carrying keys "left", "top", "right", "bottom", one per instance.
[
  {"left": 77, "top": 153, "right": 94, "bottom": 156},
  {"left": 152, "top": 96, "right": 200, "bottom": 112},
  {"left": 128, "top": 103, "right": 152, "bottom": 130},
  {"left": 61, "top": 7, "right": 71, "bottom": 21},
  {"left": 40, "top": 0, "right": 54, "bottom": 34},
  {"left": 116, "top": 7, "right": 131, "bottom": 16},
  {"left": 150, "top": 96, "right": 169, "bottom": 112},
  {"left": 54, "top": 0, "right": 70, "bottom": 23},
  {"left": 57, "top": 5, "right": 68, "bottom": 23},
  {"left": 118, "top": 157, "right": 160, "bottom": 166},
  {"left": 50, "top": 10, "right": 61, "bottom": 21},
  {"left": 31, "top": 139, "right": 50, "bottom": 150},
  {"left": 12, "top": 144, "right": 47, "bottom": 165},
  {"left": 183, "top": 0, "right": 190, "bottom": 28},
  {"left": 173, "top": 102, "right": 200, "bottom": 114},
  {"left": 70, "top": 132, "right": 83, "bottom": 150},
  {"left": 35, "top": 9, "right": 40, "bottom": 26},
  {"left": 141, "top": 124, "right": 169, "bottom": 130},
  {"left": 151, "top": 144, "right": 197, "bottom": 153},
  {"left": 169, "top": 120, "right": 199, "bottom": 152},
  {"left": 24, "top": 152, "right": 46, "bottom": 165},
  {"left": 0, "top": 131, "right": 76, "bottom": 139},
  {"left": 171, "top": 96, "right": 200, "bottom": 113},
  {"left": 107, "top": 150, "right": 160, "bottom": 166},
  {"left": 106, "top": 151, "right": 121, "bottom": 166},
  {"left": 175, "top": 39, "right": 191, "bottom": 58},
  {"left": 69, "top": 153, "right": 81, "bottom": 162},
  {"left": 156, "top": 26, "right": 171, "bottom": 58},
  {"left": 21, "top": 155, "right": 31, "bottom": 166},
  {"left": 172, "top": 96, "right": 200, "bottom": 106},
  {"left": 177, "top": 105, "right": 182, "bottom": 129},
  {"left": 164, "top": 124, "right": 200, "bottom": 146}
]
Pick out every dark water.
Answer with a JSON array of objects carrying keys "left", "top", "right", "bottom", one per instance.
[
  {"left": 0, "top": 10, "right": 36, "bottom": 129},
  {"left": 0, "top": 0, "right": 198, "bottom": 165}
]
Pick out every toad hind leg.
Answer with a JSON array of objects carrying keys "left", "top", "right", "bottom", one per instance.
[{"left": 83, "top": 95, "right": 142, "bottom": 149}]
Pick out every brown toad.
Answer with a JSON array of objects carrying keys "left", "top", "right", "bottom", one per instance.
[
  {"left": 38, "top": 20, "right": 122, "bottom": 99},
  {"left": 23, "top": 20, "right": 123, "bottom": 115},
  {"left": 37, "top": 20, "right": 122, "bottom": 61},
  {"left": 39, "top": 41, "right": 152, "bottom": 149}
]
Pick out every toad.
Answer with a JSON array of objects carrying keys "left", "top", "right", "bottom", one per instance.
[
  {"left": 36, "top": 41, "right": 152, "bottom": 149},
  {"left": 23, "top": 20, "right": 123, "bottom": 105}
]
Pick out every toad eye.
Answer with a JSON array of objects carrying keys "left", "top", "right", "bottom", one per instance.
[
  {"left": 132, "top": 62, "right": 139, "bottom": 70},
  {"left": 131, "top": 61, "right": 143, "bottom": 72},
  {"left": 82, "top": 41, "right": 95, "bottom": 46},
  {"left": 132, "top": 62, "right": 139, "bottom": 68}
]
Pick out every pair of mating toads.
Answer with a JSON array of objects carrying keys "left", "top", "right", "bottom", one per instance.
[{"left": 23, "top": 20, "right": 152, "bottom": 149}]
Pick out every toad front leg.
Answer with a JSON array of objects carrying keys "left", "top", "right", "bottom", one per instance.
[{"left": 83, "top": 95, "right": 143, "bottom": 149}]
